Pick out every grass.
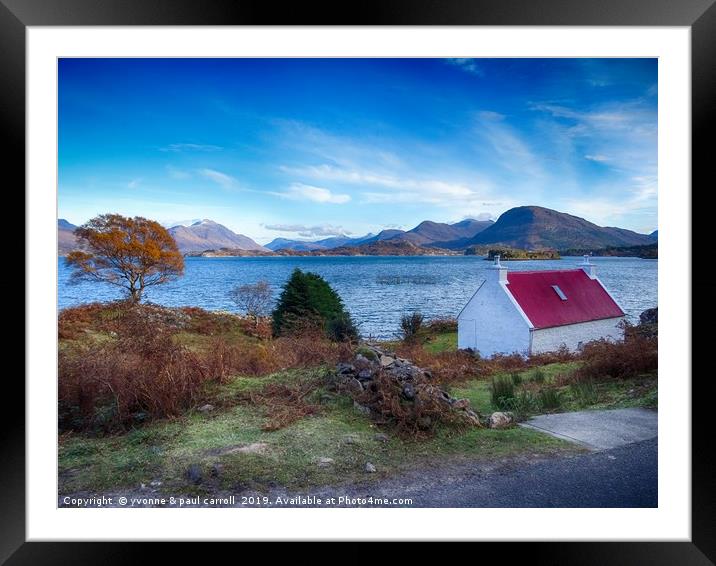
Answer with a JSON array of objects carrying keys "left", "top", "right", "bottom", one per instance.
[
  {"left": 59, "top": 367, "right": 575, "bottom": 495},
  {"left": 450, "top": 365, "right": 657, "bottom": 419},
  {"left": 423, "top": 331, "right": 458, "bottom": 354}
]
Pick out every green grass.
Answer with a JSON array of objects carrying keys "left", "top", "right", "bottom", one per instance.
[
  {"left": 59, "top": 367, "right": 575, "bottom": 495},
  {"left": 423, "top": 331, "right": 457, "bottom": 354},
  {"left": 450, "top": 365, "right": 657, "bottom": 418}
]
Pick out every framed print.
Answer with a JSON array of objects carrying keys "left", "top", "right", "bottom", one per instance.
[{"left": 7, "top": 0, "right": 714, "bottom": 561}]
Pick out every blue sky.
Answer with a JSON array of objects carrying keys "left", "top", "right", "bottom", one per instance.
[{"left": 58, "top": 58, "right": 657, "bottom": 243}]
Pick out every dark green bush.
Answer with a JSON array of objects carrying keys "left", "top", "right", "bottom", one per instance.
[
  {"left": 570, "top": 379, "right": 599, "bottom": 407},
  {"left": 511, "top": 371, "right": 523, "bottom": 386},
  {"left": 531, "top": 368, "right": 546, "bottom": 384},
  {"left": 271, "top": 268, "right": 357, "bottom": 341},
  {"left": 537, "top": 388, "right": 563, "bottom": 412},
  {"left": 490, "top": 375, "right": 516, "bottom": 410}
]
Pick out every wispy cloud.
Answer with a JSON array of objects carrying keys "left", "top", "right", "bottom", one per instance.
[
  {"left": 584, "top": 154, "right": 610, "bottom": 162},
  {"left": 446, "top": 58, "right": 484, "bottom": 77},
  {"left": 263, "top": 223, "right": 351, "bottom": 238},
  {"left": 166, "top": 165, "right": 191, "bottom": 180},
  {"left": 160, "top": 143, "right": 223, "bottom": 152},
  {"left": 274, "top": 183, "right": 350, "bottom": 204},
  {"left": 127, "top": 179, "right": 141, "bottom": 189},
  {"left": 198, "top": 168, "right": 238, "bottom": 189}
]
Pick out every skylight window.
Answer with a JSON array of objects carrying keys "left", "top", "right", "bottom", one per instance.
[{"left": 552, "top": 285, "right": 568, "bottom": 301}]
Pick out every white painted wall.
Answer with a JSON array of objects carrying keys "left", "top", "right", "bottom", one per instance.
[
  {"left": 457, "top": 271, "right": 531, "bottom": 357},
  {"left": 530, "top": 317, "right": 625, "bottom": 354}
]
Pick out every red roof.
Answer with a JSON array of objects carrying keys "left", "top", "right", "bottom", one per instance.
[{"left": 505, "top": 269, "right": 624, "bottom": 329}]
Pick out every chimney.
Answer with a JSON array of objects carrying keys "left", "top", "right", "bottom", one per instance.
[
  {"left": 580, "top": 254, "right": 596, "bottom": 278},
  {"left": 490, "top": 254, "right": 508, "bottom": 283}
]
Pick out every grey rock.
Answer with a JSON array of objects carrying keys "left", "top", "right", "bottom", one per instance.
[
  {"left": 344, "top": 434, "right": 357, "bottom": 445},
  {"left": 639, "top": 307, "right": 658, "bottom": 325},
  {"left": 318, "top": 457, "right": 335, "bottom": 468},
  {"left": 353, "top": 401, "right": 371, "bottom": 415},
  {"left": 197, "top": 404, "right": 215, "bottom": 413},
  {"left": 365, "top": 462, "right": 377, "bottom": 473},
  {"left": 357, "top": 369, "right": 373, "bottom": 381},
  {"left": 337, "top": 362, "right": 356, "bottom": 375},
  {"left": 149, "top": 480, "right": 162, "bottom": 487},
  {"left": 185, "top": 464, "right": 203, "bottom": 485},
  {"left": 401, "top": 383, "right": 416, "bottom": 400},
  {"left": 210, "top": 463, "right": 223, "bottom": 478},
  {"left": 417, "top": 416, "right": 432, "bottom": 429},
  {"left": 380, "top": 355, "right": 396, "bottom": 367},
  {"left": 345, "top": 378, "right": 363, "bottom": 393},
  {"left": 373, "top": 433, "right": 389, "bottom": 443},
  {"left": 489, "top": 412, "right": 514, "bottom": 429}
]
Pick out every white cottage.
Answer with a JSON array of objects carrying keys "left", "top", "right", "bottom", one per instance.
[{"left": 457, "top": 255, "right": 625, "bottom": 356}]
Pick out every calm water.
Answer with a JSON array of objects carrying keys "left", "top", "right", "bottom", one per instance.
[{"left": 58, "top": 256, "right": 657, "bottom": 339}]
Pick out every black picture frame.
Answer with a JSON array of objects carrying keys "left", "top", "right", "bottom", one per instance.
[{"left": 6, "top": 0, "right": 714, "bottom": 561}]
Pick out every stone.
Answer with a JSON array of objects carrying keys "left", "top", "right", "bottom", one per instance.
[
  {"left": 210, "top": 464, "right": 223, "bottom": 478},
  {"left": 353, "top": 401, "right": 371, "bottom": 415},
  {"left": 401, "top": 383, "right": 416, "bottom": 401},
  {"left": 355, "top": 354, "right": 371, "bottom": 364},
  {"left": 489, "top": 412, "right": 514, "bottom": 429},
  {"left": 344, "top": 434, "right": 357, "bottom": 445},
  {"left": 337, "top": 363, "right": 355, "bottom": 375},
  {"left": 452, "top": 398, "right": 470, "bottom": 410},
  {"left": 380, "top": 355, "right": 396, "bottom": 367},
  {"left": 373, "top": 433, "right": 389, "bottom": 443},
  {"left": 639, "top": 307, "right": 658, "bottom": 325},
  {"left": 345, "top": 378, "right": 363, "bottom": 393},
  {"left": 197, "top": 404, "right": 215, "bottom": 413},
  {"left": 149, "top": 480, "right": 162, "bottom": 487},
  {"left": 357, "top": 369, "right": 373, "bottom": 381},
  {"left": 417, "top": 416, "right": 432, "bottom": 429},
  {"left": 185, "top": 464, "right": 203, "bottom": 485},
  {"left": 318, "top": 457, "right": 335, "bottom": 468},
  {"left": 365, "top": 462, "right": 377, "bottom": 473}
]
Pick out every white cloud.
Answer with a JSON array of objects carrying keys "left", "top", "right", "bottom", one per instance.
[
  {"left": 263, "top": 223, "right": 351, "bottom": 237},
  {"left": 275, "top": 183, "right": 350, "bottom": 204},
  {"left": 584, "top": 154, "right": 610, "bottom": 162},
  {"left": 160, "top": 143, "right": 223, "bottom": 152},
  {"left": 127, "top": 179, "right": 141, "bottom": 189},
  {"left": 199, "top": 168, "right": 238, "bottom": 189},
  {"left": 166, "top": 165, "right": 191, "bottom": 180},
  {"left": 446, "top": 58, "right": 484, "bottom": 77}
]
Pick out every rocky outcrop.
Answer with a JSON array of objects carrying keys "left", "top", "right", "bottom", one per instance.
[
  {"left": 334, "top": 345, "right": 482, "bottom": 428},
  {"left": 639, "top": 308, "right": 658, "bottom": 326}
]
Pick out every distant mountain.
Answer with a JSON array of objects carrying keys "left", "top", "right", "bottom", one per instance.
[
  {"left": 265, "top": 238, "right": 326, "bottom": 252},
  {"left": 58, "top": 219, "right": 80, "bottom": 256},
  {"left": 169, "top": 220, "right": 269, "bottom": 253},
  {"left": 649, "top": 230, "right": 658, "bottom": 240},
  {"left": 468, "top": 206, "right": 653, "bottom": 251}
]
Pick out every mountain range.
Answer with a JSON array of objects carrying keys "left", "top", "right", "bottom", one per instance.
[
  {"left": 58, "top": 206, "right": 655, "bottom": 256},
  {"left": 167, "top": 220, "right": 269, "bottom": 253}
]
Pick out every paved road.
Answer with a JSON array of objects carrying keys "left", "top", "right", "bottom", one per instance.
[
  {"left": 263, "top": 438, "right": 657, "bottom": 508},
  {"left": 520, "top": 408, "right": 658, "bottom": 450}
]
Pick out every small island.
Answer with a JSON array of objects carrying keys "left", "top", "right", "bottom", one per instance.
[{"left": 464, "top": 246, "right": 560, "bottom": 260}]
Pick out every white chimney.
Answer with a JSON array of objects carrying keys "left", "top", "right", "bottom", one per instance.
[
  {"left": 580, "top": 254, "right": 596, "bottom": 279},
  {"left": 490, "top": 254, "right": 508, "bottom": 283}
]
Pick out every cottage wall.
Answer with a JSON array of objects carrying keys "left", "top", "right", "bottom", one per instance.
[
  {"left": 458, "top": 277, "right": 531, "bottom": 356},
  {"left": 530, "top": 316, "right": 625, "bottom": 354}
]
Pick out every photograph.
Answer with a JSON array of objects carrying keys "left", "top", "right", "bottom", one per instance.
[{"left": 56, "top": 56, "right": 659, "bottom": 509}]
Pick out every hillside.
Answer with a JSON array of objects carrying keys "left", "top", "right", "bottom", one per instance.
[
  {"left": 169, "top": 220, "right": 269, "bottom": 253},
  {"left": 469, "top": 206, "right": 653, "bottom": 251},
  {"left": 58, "top": 219, "right": 80, "bottom": 256},
  {"left": 560, "top": 242, "right": 658, "bottom": 259}
]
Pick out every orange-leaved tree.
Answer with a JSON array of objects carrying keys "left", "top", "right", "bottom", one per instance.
[{"left": 66, "top": 213, "right": 184, "bottom": 303}]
